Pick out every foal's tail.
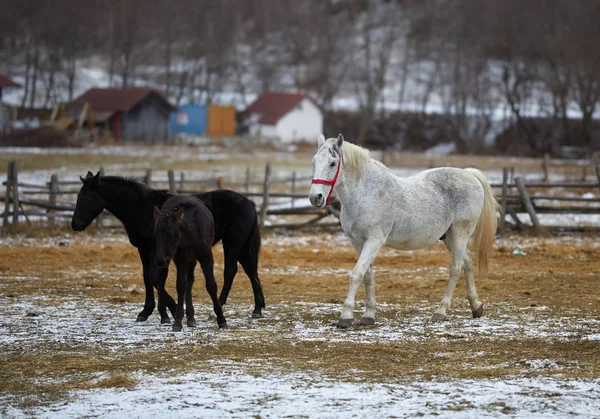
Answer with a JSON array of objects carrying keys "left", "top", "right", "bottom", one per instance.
[{"left": 465, "top": 168, "right": 502, "bottom": 279}]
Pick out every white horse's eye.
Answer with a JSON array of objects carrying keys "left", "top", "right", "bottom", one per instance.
[{"left": 330, "top": 162, "right": 336, "bottom": 167}]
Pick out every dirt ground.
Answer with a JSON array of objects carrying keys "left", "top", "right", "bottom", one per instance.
[{"left": 1, "top": 229, "right": 599, "bottom": 416}]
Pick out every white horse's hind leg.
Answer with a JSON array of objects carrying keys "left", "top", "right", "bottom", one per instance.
[
  {"left": 432, "top": 232, "right": 469, "bottom": 322},
  {"left": 339, "top": 238, "right": 384, "bottom": 328},
  {"left": 463, "top": 249, "right": 484, "bottom": 318}
]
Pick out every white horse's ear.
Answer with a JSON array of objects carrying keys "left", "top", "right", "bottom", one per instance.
[
  {"left": 317, "top": 133, "right": 325, "bottom": 148},
  {"left": 335, "top": 133, "right": 344, "bottom": 149}
]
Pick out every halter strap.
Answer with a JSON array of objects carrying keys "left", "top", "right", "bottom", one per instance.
[{"left": 311, "top": 152, "right": 343, "bottom": 206}]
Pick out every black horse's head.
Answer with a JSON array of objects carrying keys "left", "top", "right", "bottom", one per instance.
[
  {"left": 71, "top": 171, "right": 105, "bottom": 232},
  {"left": 153, "top": 205, "right": 184, "bottom": 268}
]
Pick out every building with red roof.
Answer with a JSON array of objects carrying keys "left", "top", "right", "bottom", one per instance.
[
  {"left": 72, "top": 87, "right": 174, "bottom": 141},
  {"left": 245, "top": 92, "right": 323, "bottom": 143}
]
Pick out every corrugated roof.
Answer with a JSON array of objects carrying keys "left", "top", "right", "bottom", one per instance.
[
  {"left": 73, "top": 87, "right": 174, "bottom": 113},
  {"left": 0, "top": 74, "right": 21, "bottom": 88},
  {"left": 245, "top": 92, "right": 311, "bottom": 124}
]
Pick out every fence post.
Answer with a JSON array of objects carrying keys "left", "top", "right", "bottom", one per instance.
[
  {"left": 595, "top": 166, "right": 600, "bottom": 193},
  {"left": 499, "top": 167, "right": 508, "bottom": 235},
  {"left": 216, "top": 176, "right": 224, "bottom": 189},
  {"left": 3, "top": 161, "right": 14, "bottom": 226},
  {"left": 542, "top": 154, "right": 549, "bottom": 182},
  {"left": 244, "top": 167, "right": 251, "bottom": 193},
  {"left": 96, "top": 167, "right": 105, "bottom": 229},
  {"left": 168, "top": 170, "right": 176, "bottom": 193},
  {"left": 515, "top": 176, "right": 541, "bottom": 234},
  {"left": 291, "top": 170, "right": 297, "bottom": 208},
  {"left": 48, "top": 174, "right": 58, "bottom": 227},
  {"left": 145, "top": 169, "right": 152, "bottom": 187},
  {"left": 259, "top": 163, "right": 272, "bottom": 228},
  {"left": 581, "top": 166, "right": 587, "bottom": 182},
  {"left": 11, "top": 161, "right": 19, "bottom": 225},
  {"left": 180, "top": 172, "right": 185, "bottom": 191}
]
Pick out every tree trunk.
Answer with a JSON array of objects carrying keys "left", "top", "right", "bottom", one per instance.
[
  {"left": 20, "top": 38, "right": 32, "bottom": 109},
  {"left": 67, "top": 56, "right": 77, "bottom": 101},
  {"left": 28, "top": 45, "right": 41, "bottom": 110}
]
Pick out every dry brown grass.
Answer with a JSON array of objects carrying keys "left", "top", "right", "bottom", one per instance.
[{"left": 1, "top": 231, "right": 599, "bottom": 408}]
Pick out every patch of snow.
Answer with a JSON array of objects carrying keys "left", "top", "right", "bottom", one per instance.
[
  {"left": 4, "top": 372, "right": 599, "bottom": 418},
  {"left": 425, "top": 142, "right": 456, "bottom": 156}
]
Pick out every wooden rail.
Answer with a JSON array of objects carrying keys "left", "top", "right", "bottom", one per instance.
[{"left": 2, "top": 161, "right": 600, "bottom": 233}]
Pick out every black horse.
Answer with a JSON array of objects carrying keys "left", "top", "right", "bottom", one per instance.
[
  {"left": 71, "top": 171, "right": 265, "bottom": 323},
  {"left": 154, "top": 196, "right": 226, "bottom": 331}
]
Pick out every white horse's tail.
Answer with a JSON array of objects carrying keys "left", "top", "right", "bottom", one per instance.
[{"left": 465, "top": 168, "right": 502, "bottom": 279}]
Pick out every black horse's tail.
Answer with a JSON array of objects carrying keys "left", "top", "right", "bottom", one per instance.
[{"left": 245, "top": 210, "right": 261, "bottom": 263}]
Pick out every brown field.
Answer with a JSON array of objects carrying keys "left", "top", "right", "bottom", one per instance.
[{"left": 0, "top": 228, "right": 599, "bottom": 412}]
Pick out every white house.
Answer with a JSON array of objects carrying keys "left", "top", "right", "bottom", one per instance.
[{"left": 245, "top": 92, "right": 323, "bottom": 143}]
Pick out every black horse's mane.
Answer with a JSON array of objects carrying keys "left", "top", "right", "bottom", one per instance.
[{"left": 100, "top": 175, "right": 154, "bottom": 198}]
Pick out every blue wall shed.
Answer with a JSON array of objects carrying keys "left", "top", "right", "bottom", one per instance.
[{"left": 170, "top": 104, "right": 207, "bottom": 135}]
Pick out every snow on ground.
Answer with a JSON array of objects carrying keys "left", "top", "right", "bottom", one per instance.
[
  {"left": 1, "top": 297, "right": 599, "bottom": 418},
  {"left": 4, "top": 372, "right": 599, "bottom": 418}
]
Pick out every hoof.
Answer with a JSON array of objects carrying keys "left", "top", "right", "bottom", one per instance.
[
  {"left": 356, "top": 317, "right": 375, "bottom": 326},
  {"left": 136, "top": 315, "right": 149, "bottom": 322},
  {"left": 431, "top": 313, "right": 447, "bottom": 323},
  {"left": 251, "top": 311, "right": 263, "bottom": 319},
  {"left": 186, "top": 318, "right": 196, "bottom": 327},
  {"left": 160, "top": 317, "right": 171, "bottom": 324},
  {"left": 337, "top": 318, "right": 353, "bottom": 329},
  {"left": 472, "top": 304, "right": 484, "bottom": 319},
  {"left": 172, "top": 324, "right": 183, "bottom": 332},
  {"left": 218, "top": 322, "right": 228, "bottom": 329}
]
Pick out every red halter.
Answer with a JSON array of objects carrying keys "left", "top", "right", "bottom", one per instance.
[{"left": 311, "top": 152, "right": 343, "bottom": 206}]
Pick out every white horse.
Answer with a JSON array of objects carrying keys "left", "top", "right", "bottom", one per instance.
[{"left": 309, "top": 134, "right": 501, "bottom": 328}]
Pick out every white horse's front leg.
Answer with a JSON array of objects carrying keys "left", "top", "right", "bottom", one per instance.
[
  {"left": 356, "top": 265, "right": 376, "bottom": 326},
  {"left": 339, "top": 238, "right": 384, "bottom": 328}
]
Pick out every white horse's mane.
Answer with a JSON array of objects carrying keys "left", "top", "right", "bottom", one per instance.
[{"left": 336, "top": 140, "right": 390, "bottom": 179}]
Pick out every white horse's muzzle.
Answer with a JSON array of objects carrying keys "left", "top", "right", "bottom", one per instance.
[{"left": 309, "top": 192, "right": 326, "bottom": 208}]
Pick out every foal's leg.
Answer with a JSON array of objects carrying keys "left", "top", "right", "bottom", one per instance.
[
  {"left": 156, "top": 266, "right": 172, "bottom": 324},
  {"left": 199, "top": 252, "right": 227, "bottom": 328},
  {"left": 432, "top": 230, "right": 469, "bottom": 322},
  {"left": 463, "top": 249, "right": 484, "bottom": 318},
  {"left": 172, "top": 257, "right": 189, "bottom": 332},
  {"left": 338, "top": 237, "right": 385, "bottom": 329},
  {"left": 185, "top": 261, "right": 197, "bottom": 327},
  {"left": 238, "top": 245, "right": 266, "bottom": 318}
]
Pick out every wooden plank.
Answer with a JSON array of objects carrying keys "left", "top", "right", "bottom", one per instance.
[
  {"left": 48, "top": 174, "right": 58, "bottom": 227},
  {"left": 244, "top": 167, "right": 250, "bottom": 192},
  {"left": 499, "top": 167, "right": 508, "bottom": 235},
  {"left": 145, "top": 169, "right": 152, "bottom": 187},
  {"left": 291, "top": 171, "right": 297, "bottom": 209},
  {"left": 11, "top": 161, "right": 19, "bottom": 225},
  {"left": 96, "top": 167, "right": 105, "bottom": 230},
  {"left": 259, "top": 163, "right": 271, "bottom": 229},
  {"left": 3, "top": 161, "right": 14, "bottom": 226},
  {"left": 506, "top": 206, "right": 525, "bottom": 230},
  {"left": 168, "top": 170, "right": 176, "bottom": 194},
  {"left": 515, "top": 176, "right": 541, "bottom": 233}
]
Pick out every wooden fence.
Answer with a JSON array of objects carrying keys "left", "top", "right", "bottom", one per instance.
[{"left": 2, "top": 161, "right": 600, "bottom": 233}]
